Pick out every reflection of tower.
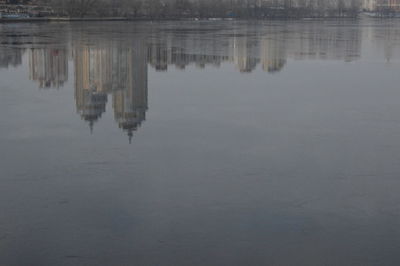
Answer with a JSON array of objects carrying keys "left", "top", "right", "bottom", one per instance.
[
  {"left": 113, "top": 41, "right": 148, "bottom": 143},
  {"left": 29, "top": 48, "right": 68, "bottom": 89},
  {"left": 260, "top": 36, "right": 287, "bottom": 73},
  {"left": 74, "top": 46, "right": 108, "bottom": 131},
  {"left": 74, "top": 40, "right": 148, "bottom": 140},
  {"left": 233, "top": 36, "right": 259, "bottom": 73}
]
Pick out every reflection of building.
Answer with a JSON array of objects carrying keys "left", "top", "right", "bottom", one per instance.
[
  {"left": 286, "top": 23, "right": 361, "bottom": 62},
  {"left": 74, "top": 46, "right": 108, "bottom": 131},
  {"left": 233, "top": 36, "right": 259, "bottom": 73},
  {"left": 29, "top": 48, "right": 68, "bottom": 88},
  {"left": 260, "top": 36, "right": 286, "bottom": 73},
  {"left": 74, "top": 41, "right": 148, "bottom": 141},
  {"left": 147, "top": 43, "right": 169, "bottom": 71},
  {"left": 144, "top": 24, "right": 362, "bottom": 72},
  {"left": 113, "top": 42, "right": 148, "bottom": 142},
  {"left": 71, "top": 25, "right": 363, "bottom": 137},
  {"left": 10, "top": 22, "right": 375, "bottom": 141}
]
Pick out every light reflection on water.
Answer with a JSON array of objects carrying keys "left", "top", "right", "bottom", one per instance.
[{"left": 0, "top": 20, "right": 400, "bottom": 265}]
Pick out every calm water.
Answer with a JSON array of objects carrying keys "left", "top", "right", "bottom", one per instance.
[{"left": 1, "top": 19, "right": 400, "bottom": 265}]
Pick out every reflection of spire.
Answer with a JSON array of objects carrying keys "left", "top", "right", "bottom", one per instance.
[
  {"left": 113, "top": 41, "right": 148, "bottom": 142},
  {"left": 74, "top": 46, "right": 108, "bottom": 129},
  {"left": 73, "top": 39, "right": 148, "bottom": 141},
  {"left": 78, "top": 88, "right": 108, "bottom": 129},
  {"left": 66, "top": 23, "right": 369, "bottom": 140}
]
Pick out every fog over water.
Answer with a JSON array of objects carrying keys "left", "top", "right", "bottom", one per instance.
[{"left": 1, "top": 19, "right": 400, "bottom": 265}]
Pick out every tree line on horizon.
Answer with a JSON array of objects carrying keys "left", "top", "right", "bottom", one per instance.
[{"left": 44, "top": 0, "right": 361, "bottom": 18}]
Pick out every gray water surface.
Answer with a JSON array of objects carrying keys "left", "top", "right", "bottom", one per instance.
[{"left": 1, "top": 20, "right": 400, "bottom": 265}]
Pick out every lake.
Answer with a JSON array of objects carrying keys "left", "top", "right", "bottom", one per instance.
[{"left": 1, "top": 19, "right": 400, "bottom": 265}]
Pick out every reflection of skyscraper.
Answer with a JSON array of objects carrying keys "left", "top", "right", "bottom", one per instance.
[
  {"left": 260, "top": 36, "right": 287, "bottom": 73},
  {"left": 147, "top": 42, "right": 169, "bottom": 71},
  {"left": 233, "top": 36, "right": 259, "bottom": 73},
  {"left": 74, "top": 46, "right": 108, "bottom": 131},
  {"left": 74, "top": 40, "right": 148, "bottom": 140},
  {"left": 66, "top": 22, "right": 366, "bottom": 140},
  {"left": 29, "top": 48, "right": 68, "bottom": 89},
  {"left": 113, "top": 41, "right": 148, "bottom": 143}
]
